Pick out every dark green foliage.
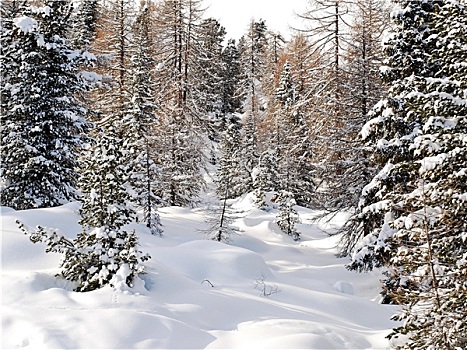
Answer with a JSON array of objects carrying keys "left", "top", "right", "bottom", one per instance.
[{"left": 0, "top": 0, "right": 90, "bottom": 210}]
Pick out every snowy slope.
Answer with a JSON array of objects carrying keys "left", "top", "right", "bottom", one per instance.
[{"left": 1, "top": 195, "right": 399, "bottom": 349}]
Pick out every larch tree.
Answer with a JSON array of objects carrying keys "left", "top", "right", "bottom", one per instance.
[
  {"left": 124, "top": 1, "right": 162, "bottom": 236},
  {"left": 323, "top": 0, "right": 389, "bottom": 214},
  {"left": 0, "top": 0, "right": 90, "bottom": 210},
  {"left": 151, "top": 0, "right": 206, "bottom": 207},
  {"left": 297, "top": 0, "right": 353, "bottom": 206}
]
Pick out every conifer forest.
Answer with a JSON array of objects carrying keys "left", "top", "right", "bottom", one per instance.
[{"left": 1, "top": 0, "right": 466, "bottom": 349}]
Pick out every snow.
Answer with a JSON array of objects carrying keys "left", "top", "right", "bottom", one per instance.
[
  {"left": 12, "top": 16, "right": 37, "bottom": 34},
  {"left": 1, "top": 198, "right": 398, "bottom": 349}
]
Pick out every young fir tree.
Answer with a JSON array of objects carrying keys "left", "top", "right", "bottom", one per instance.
[
  {"left": 272, "top": 60, "right": 315, "bottom": 207},
  {"left": 0, "top": 0, "right": 90, "bottom": 210},
  {"left": 252, "top": 150, "right": 281, "bottom": 210},
  {"left": 275, "top": 190, "right": 301, "bottom": 241},
  {"left": 216, "top": 115, "right": 248, "bottom": 199},
  {"left": 72, "top": 128, "right": 149, "bottom": 292}
]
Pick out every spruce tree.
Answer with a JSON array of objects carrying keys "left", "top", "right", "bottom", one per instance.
[
  {"left": 346, "top": 0, "right": 439, "bottom": 271},
  {"left": 275, "top": 190, "right": 300, "bottom": 241},
  {"left": 216, "top": 115, "right": 247, "bottom": 199},
  {"left": 345, "top": 0, "right": 466, "bottom": 347},
  {"left": 73, "top": 128, "right": 149, "bottom": 292},
  {"left": 384, "top": 1, "right": 467, "bottom": 347},
  {"left": 1, "top": 0, "right": 90, "bottom": 210},
  {"left": 252, "top": 150, "right": 281, "bottom": 210}
]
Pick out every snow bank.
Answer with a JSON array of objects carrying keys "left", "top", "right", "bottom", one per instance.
[{"left": 2, "top": 202, "right": 397, "bottom": 349}]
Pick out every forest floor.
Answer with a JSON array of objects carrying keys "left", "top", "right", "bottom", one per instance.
[{"left": 1, "top": 187, "right": 401, "bottom": 349}]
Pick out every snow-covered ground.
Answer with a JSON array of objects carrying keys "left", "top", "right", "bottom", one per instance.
[{"left": 1, "top": 194, "right": 399, "bottom": 349}]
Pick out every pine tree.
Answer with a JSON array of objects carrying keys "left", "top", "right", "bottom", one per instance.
[
  {"left": 72, "top": 128, "right": 149, "bottom": 292},
  {"left": 220, "top": 39, "right": 243, "bottom": 124},
  {"left": 345, "top": 0, "right": 466, "bottom": 347},
  {"left": 216, "top": 115, "right": 247, "bottom": 199},
  {"left": 252, "top": 150, "right": 281, "bottom": 210},
  {"left": 383, "top": 1, "right": 467, "bottom": 347},
  {"left": 270, "top": 61, "right": 316, "bottom": 207},
  {"left": 1, "top": 0, "right": 90, "bottom": 210},
  {"left": 72, "top": 0, "right": 99, "bottom": 49},
  {"left": 196, "top": 17, "right": 226, "bottom": 137},
  {"left": 275, "top": 190, "right": 300, "bottom": 241},
  {"left": 346, "top": 0, "right": 440, "bottom": 271}
]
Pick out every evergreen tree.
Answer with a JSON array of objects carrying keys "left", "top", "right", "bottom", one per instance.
[
  {"left": 1, "top": 1, "right": 90, "bottom": 210},
  {"left": 220, "top": 39, "right": 243, "bottom": 124},
  {"left": 72, "top": 0, "right": 99, "bottom": 49},
  {"left": 73, "top": 128, "right": 149, "bottom": 292},
  {"left": 275, "top": 190, "right": 300, "bottom": 241},
  {"left": 271, "top": 61, "right": 316, "bottom": 207},
  {"left": 252, "top": 150, "right": 281, "bottom": 210},
  {"left": 216, "top": 115, "right": 247, "bottom": 199},
  {"left": 346, "top": 0, "right": 440, "bottom": 270},
  {"left": 346, "top": 0, "right": 466, "bottom": 347},
  {"left": 384, "top": 1, "right": 467, "bottom": 347},
  {"left": 196, "top": 17, "right": 226, "bottom": 137}
]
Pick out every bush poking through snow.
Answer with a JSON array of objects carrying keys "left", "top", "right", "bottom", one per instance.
[{"left": 253, "top": 274, "right": 280, "bottom": 297}]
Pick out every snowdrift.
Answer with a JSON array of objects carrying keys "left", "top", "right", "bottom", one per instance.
[{"left": 1, "top": 200, "right": 399, "bottom": 349}]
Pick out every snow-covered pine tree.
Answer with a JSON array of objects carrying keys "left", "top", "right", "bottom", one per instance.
[
  {"left": 238, "top": 19, "right": 268, "bottom": 118},
  {"left": 72, "top": 0, "right": 99, "bottom": 50},
  {"left": 382, "top": 1, "right": 467, "bottom": 347},
  {"left": 275, "top": 190, "right": 300, "bottom": 241},
  {"left": 124, "top": 1, "right": 162, "bottom": 236},
  {"left": 252, "top": 150, "right": 281, "bottom": 210},
  {"left": 272, "top": 60, "right": 315, "bottom": 207},
  {"left": 196, "top": 17, "right": 226, "bottom": 138},
  {"left": 1, "top": 0, "right": 90, "bottom": 210},
  {"left": 344, "top": 1, "right": 466, "bottom": 347},
  {"left": 346, "top": 0, "right": 440, "bottom": 271},
  {"left": 72, "top": 128, "right": 149, "bottom": 292},
  {"left": 216, "top": 115, "right": 248, "bottom": 199},
  {"left": 220, "top": 39, "right": 244, "bottom": 127},
  {"left": 234, "top": 19, "right": 269, "bottom": 195}
]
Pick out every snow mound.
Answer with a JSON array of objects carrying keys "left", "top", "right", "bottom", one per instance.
[{"left": 155, "top": 240, "right": 274, "bottom": 286}]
